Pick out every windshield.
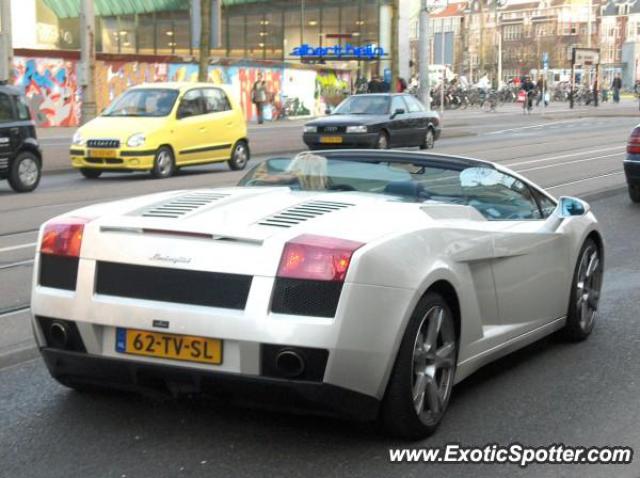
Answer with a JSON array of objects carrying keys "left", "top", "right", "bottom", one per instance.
[
  {"left": 103, "top": 89, "right": 178, "bottom": 117},
  {"left": 238, "top": 153, "right": 551, "bottom": 221},
  {"left": 332, "top": 95, "right": 390, "bottom": 115}
]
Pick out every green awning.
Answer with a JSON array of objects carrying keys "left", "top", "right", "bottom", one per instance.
[{"left": 42, "top": 0, "right": 191, "bottom": 18}]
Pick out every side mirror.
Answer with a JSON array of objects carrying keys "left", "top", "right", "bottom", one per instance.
[
  {"left": 391, "top": 108, "right": 405, "bottom": 118},
  {"left": 324, "top": 108, "right": 331, "bottom": 115},
  {"left": 558, "top": 196, "right": 590, "bottom": 217}
]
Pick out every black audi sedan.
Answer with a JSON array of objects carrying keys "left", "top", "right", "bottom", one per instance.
[{"left": 303, "top": 93, "right": 440, "bottom": 150}]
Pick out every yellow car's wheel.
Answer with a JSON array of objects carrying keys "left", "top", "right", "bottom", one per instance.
[
  {"left": 228, "top": 141, "right": 249, "bottom": 171},
  {"left": 80, "top": 168, "right": 102, "bottom": 179},
  {"left": 151, "top": 146, "right": 175, "bottom": 179}
]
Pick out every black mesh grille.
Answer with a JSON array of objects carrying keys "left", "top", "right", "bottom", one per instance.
[
  {"left": 87, "top": 139, "right": 120, "bottom": 148},
  {"left": 271, "top": 278, "right": 343, "bottom": 318},
  {"left": 96, "top": 261, "right": 252, "bottom": 310},
  {"left": 39, "top": 254, "right": 79, "bottom": 290}
]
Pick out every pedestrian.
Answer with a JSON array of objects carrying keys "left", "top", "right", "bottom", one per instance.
[
  {"left": 522, "top": 76, "right": 535, "bottom": 113},
  {"left": 535, "top": 75, "right": 547, "bottom": 107},
  {"left": 634, "top": 80, "right": 640, "bottom": 111},
  {"left": 368, "top": 75, "right": 382, "bottom": 93},
  {"left": 396, "top": 77, "right": 407, "bottom": 93},
  {"left": 251, "top": 72, "right": 269, "bottom": 124},
  {"left": 592, "top": 78, "right": 599, "bottom": 107},
  {"left": 611, "top": 73, "right": 622, "bottom": 104}
]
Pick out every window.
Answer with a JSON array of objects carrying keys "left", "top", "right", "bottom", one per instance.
[
  {"left": 503, "top": 24, "right": 523, "bottom": 40},
  {"left": 202, "top": 88, "right": 231, "bottom": 113},
  {"left": 177, "top": 89, "right": 205, "bottom": 118},
  {"left": 0, "top": 94, "right": 15, "bottom": 122},
  {"left": 404, "top": 95, "right": 425, "bottom": 113},
  {"left": 531, "top": 188, "right": 557, "bottom": 218},
  {"left": 103, "top": 89, "right": 178, "bottom": 117},
  {"left": 391, "top": 96, "right": 407, "bottom": 113},
  {"left": 15, "top": 96, "right": 30, "bottom": 120},
  {"left": 456, "top": 167, "right": 542, "bottom": 220}
]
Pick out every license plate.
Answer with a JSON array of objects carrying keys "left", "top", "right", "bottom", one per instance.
[
  {"left": 320, "top": 135, "right": 343, "bottom": 144},
  {"left": 88, "top": 149, "right": 117, "bottom": 158},
  {"left": 115, "top": 328, "right": 222, "bottom": 365}
]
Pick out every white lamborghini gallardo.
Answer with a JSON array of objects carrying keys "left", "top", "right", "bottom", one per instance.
[{"left": 31, "top": 150, "right": 604, "bottom": 439}]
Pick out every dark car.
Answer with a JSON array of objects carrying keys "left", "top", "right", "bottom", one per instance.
[
  {"left": 303, "top": 93, "right": 440, "bottom": 150},
  {"left": 0, "top": 85, "right": 42, "bottom": 192},
  {"left": 625, "top": 125, "right": 640, "bottom": 202}
]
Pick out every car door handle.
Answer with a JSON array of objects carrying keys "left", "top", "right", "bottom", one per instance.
[
  {"left": 226, "top": 122, "right": 233, "bottom": 127},
  {"left": 199, "top": 127, "right": 206, "bottom": 132}
]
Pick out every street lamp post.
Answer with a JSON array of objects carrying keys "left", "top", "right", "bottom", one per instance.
[
  {"left": 418, "top": 0, "right": 432, "bottom": 110},
  {"left": 79, "top": 0, "right": 96, "bottom": 124},
  {"left": 0, "top": 0, "right": 12, "bottom": 83}
]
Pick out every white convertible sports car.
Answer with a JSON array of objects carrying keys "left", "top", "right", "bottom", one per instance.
[{"left": 31, "top": 150, "right": 604, "bottom": 439}]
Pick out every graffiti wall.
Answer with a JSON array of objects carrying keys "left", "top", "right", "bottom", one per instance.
[
  {"left": 95, "top": 61, "right": 168, "bottom": 113},
  {"left": 168, "top": 64, "right": 229, "bottom": 85},
  {"left": 11, "top": 54, "right": 350, "bottom": 126},
  {"left": 227, "top": 67, "right": 282, "bottom": 122},
  {"left": 13, "top": 57, "right": 80, "bottom": 127},
  {"left": 281, "top": 69, "right": 315, "bottom": 118}
]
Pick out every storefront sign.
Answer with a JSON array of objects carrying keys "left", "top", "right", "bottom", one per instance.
[{"left": 290, "top": 43, "right": 386, "bottom": 60}]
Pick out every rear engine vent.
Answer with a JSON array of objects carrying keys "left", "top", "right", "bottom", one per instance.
[
  {"left": 258, "top": 200, "right": 354, "bottom": 228},
  {"left": 96, "top": 261, "right": 252, "bottom": 310},
  {"left": 139, "top": 192, "right": 229, "bottom": 219}
]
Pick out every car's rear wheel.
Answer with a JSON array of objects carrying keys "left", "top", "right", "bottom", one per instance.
[
  {"left": 563, "top": 238, "right": 603, "bottom": 341},
  {"left": 420, "top": 127, "right": 435, "bottom": 150},
  {"left": 228, "top": 140, "right": 249, "bottom": 171},
  {"left": 381, "top": 292, "right": 457, "bottom": 439},
  {"left": 628, "top": 185, "right": 640, "bottom": 203},
  {"left": 151, "top": 146, "right": 175, "bottom": 179},
  {"left": 375, "top": 131, "right": 389, "bottom": 149},
  {"left": 8, "top": 151, "right": 41, "bottom": 192},
  {"left": 80, "top": 168, "right": 102, "bottom": 179}
]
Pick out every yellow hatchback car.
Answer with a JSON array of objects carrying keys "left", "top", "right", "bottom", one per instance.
[{"left": 70, "top": 83, "right": 249, "bottom": 179}]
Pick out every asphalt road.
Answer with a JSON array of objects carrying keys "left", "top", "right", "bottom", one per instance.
[{"left": 1, "top": 103, "right": 640, "bottom": 477}]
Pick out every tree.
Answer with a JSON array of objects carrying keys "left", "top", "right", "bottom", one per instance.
[
  {"left": 391, "top": 0, "right": 400, "bottom": 92},
  {"left": 198, "top": 0, "right": 211, "bottom": 82}
]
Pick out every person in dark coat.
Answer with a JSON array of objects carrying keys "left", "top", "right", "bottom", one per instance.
[{"left": 612, "top": 73, "right": 622, "bottom": 103}]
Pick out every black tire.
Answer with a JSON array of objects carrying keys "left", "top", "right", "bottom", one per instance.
[
  {"left": 151, "top": 146, "right": 175, "bottom": 179},
  {"left": 80, "top": 168, "right": 102, "bottom": 179},
  {"left": 228, "top": 140, "right": 250, "bottom": 171},
  {"left": 380, "top": 292, "right": 458, "bottom": 440},
  {"left": 375, "top": 131, "right": 389, "bottom": 150},
  {"left": 629, "top": 185, "right": 640, "bottom": 203},
  {"left": 420, "top": 127, "right": 435, "bottom": 150},
  {"left": 562, "top": 238, "right": 603, "bottom": 341},
  {"left": 8, "top": 151, "right": 41, "bottom": 192}
]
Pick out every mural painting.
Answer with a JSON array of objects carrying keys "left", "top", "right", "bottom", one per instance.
[
  {"left": 229, "top": 67, "right": 282, "bottom": 122},
  {"left": 12, "top": 57, "right": 80, "bottom": 127},
  {"left": 95, "top": 61, "right": 168, "bottom": 113},
  {"left": 168, "top": 64, "right": 230, "bottom": 85}
]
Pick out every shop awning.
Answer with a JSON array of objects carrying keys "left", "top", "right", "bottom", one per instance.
[{"left": 42, "top": 0, "right": 191, "bottom": 18}]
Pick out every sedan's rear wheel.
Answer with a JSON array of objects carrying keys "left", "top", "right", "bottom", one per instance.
[
  {"left": 420, "top": 128, "right": 435, "bottom": 150},
  {"left": 381, "top": 292, "right": 457, "bottom": 439},
  {"left": 563, "top": 238, "right": 603, "bottom": 341},
  {"left": 8, "top": 152, "right": 41, "bottom": 192},
  {"left": 628, "top": 185, "right": 640, "bottom": 203},
  {"left": 375, "top": 132, "right": 389, "bottom": 149}
]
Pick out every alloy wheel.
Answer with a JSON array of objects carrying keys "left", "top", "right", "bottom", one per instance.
[
  {"left": 411, "top": 305, "right": 456, "bottom": 425},
  {"left": 233, "top": 143, "right": 248, "bottom": 168},
  {"left": 18, "top": 157, "right": 39, "bottom": 187},
  {"left": 575, "top": 244, "right": 603, "bottom": 333},
  {"left": 156, "top": 150, "right": 173, "bottom": 177}
]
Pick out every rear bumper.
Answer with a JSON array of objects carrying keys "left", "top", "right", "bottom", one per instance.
[
  {"left": 624, "top": 156, "right": 640, "bottom": 186},
  {"left": 303, "top": 132, "right": 379, "bottom": 150},
  {"left": 41, "top": 348, "right": 380, "bottom": 420}
]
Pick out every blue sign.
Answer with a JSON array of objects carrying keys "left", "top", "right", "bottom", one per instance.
[{"left": 290, "top": 43, "right": 386, "bottom": 60}]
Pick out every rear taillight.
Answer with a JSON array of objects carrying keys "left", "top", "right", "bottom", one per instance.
[
  {"left": 627, "top": 128, "right": 640, "bottom": 154},
  {"left": 40, "top": 217, "right": 92, "bottom": 257},
  {"left": 277, "top": 234, "right": 364, "bottom": 282}
]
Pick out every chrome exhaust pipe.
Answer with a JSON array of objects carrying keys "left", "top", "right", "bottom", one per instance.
[
  {"left": 49, "top": 321, "right": 69, "bottom": 349},
  {"left": 275, "top": 349, "right": 305, "bottom": 378}
]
